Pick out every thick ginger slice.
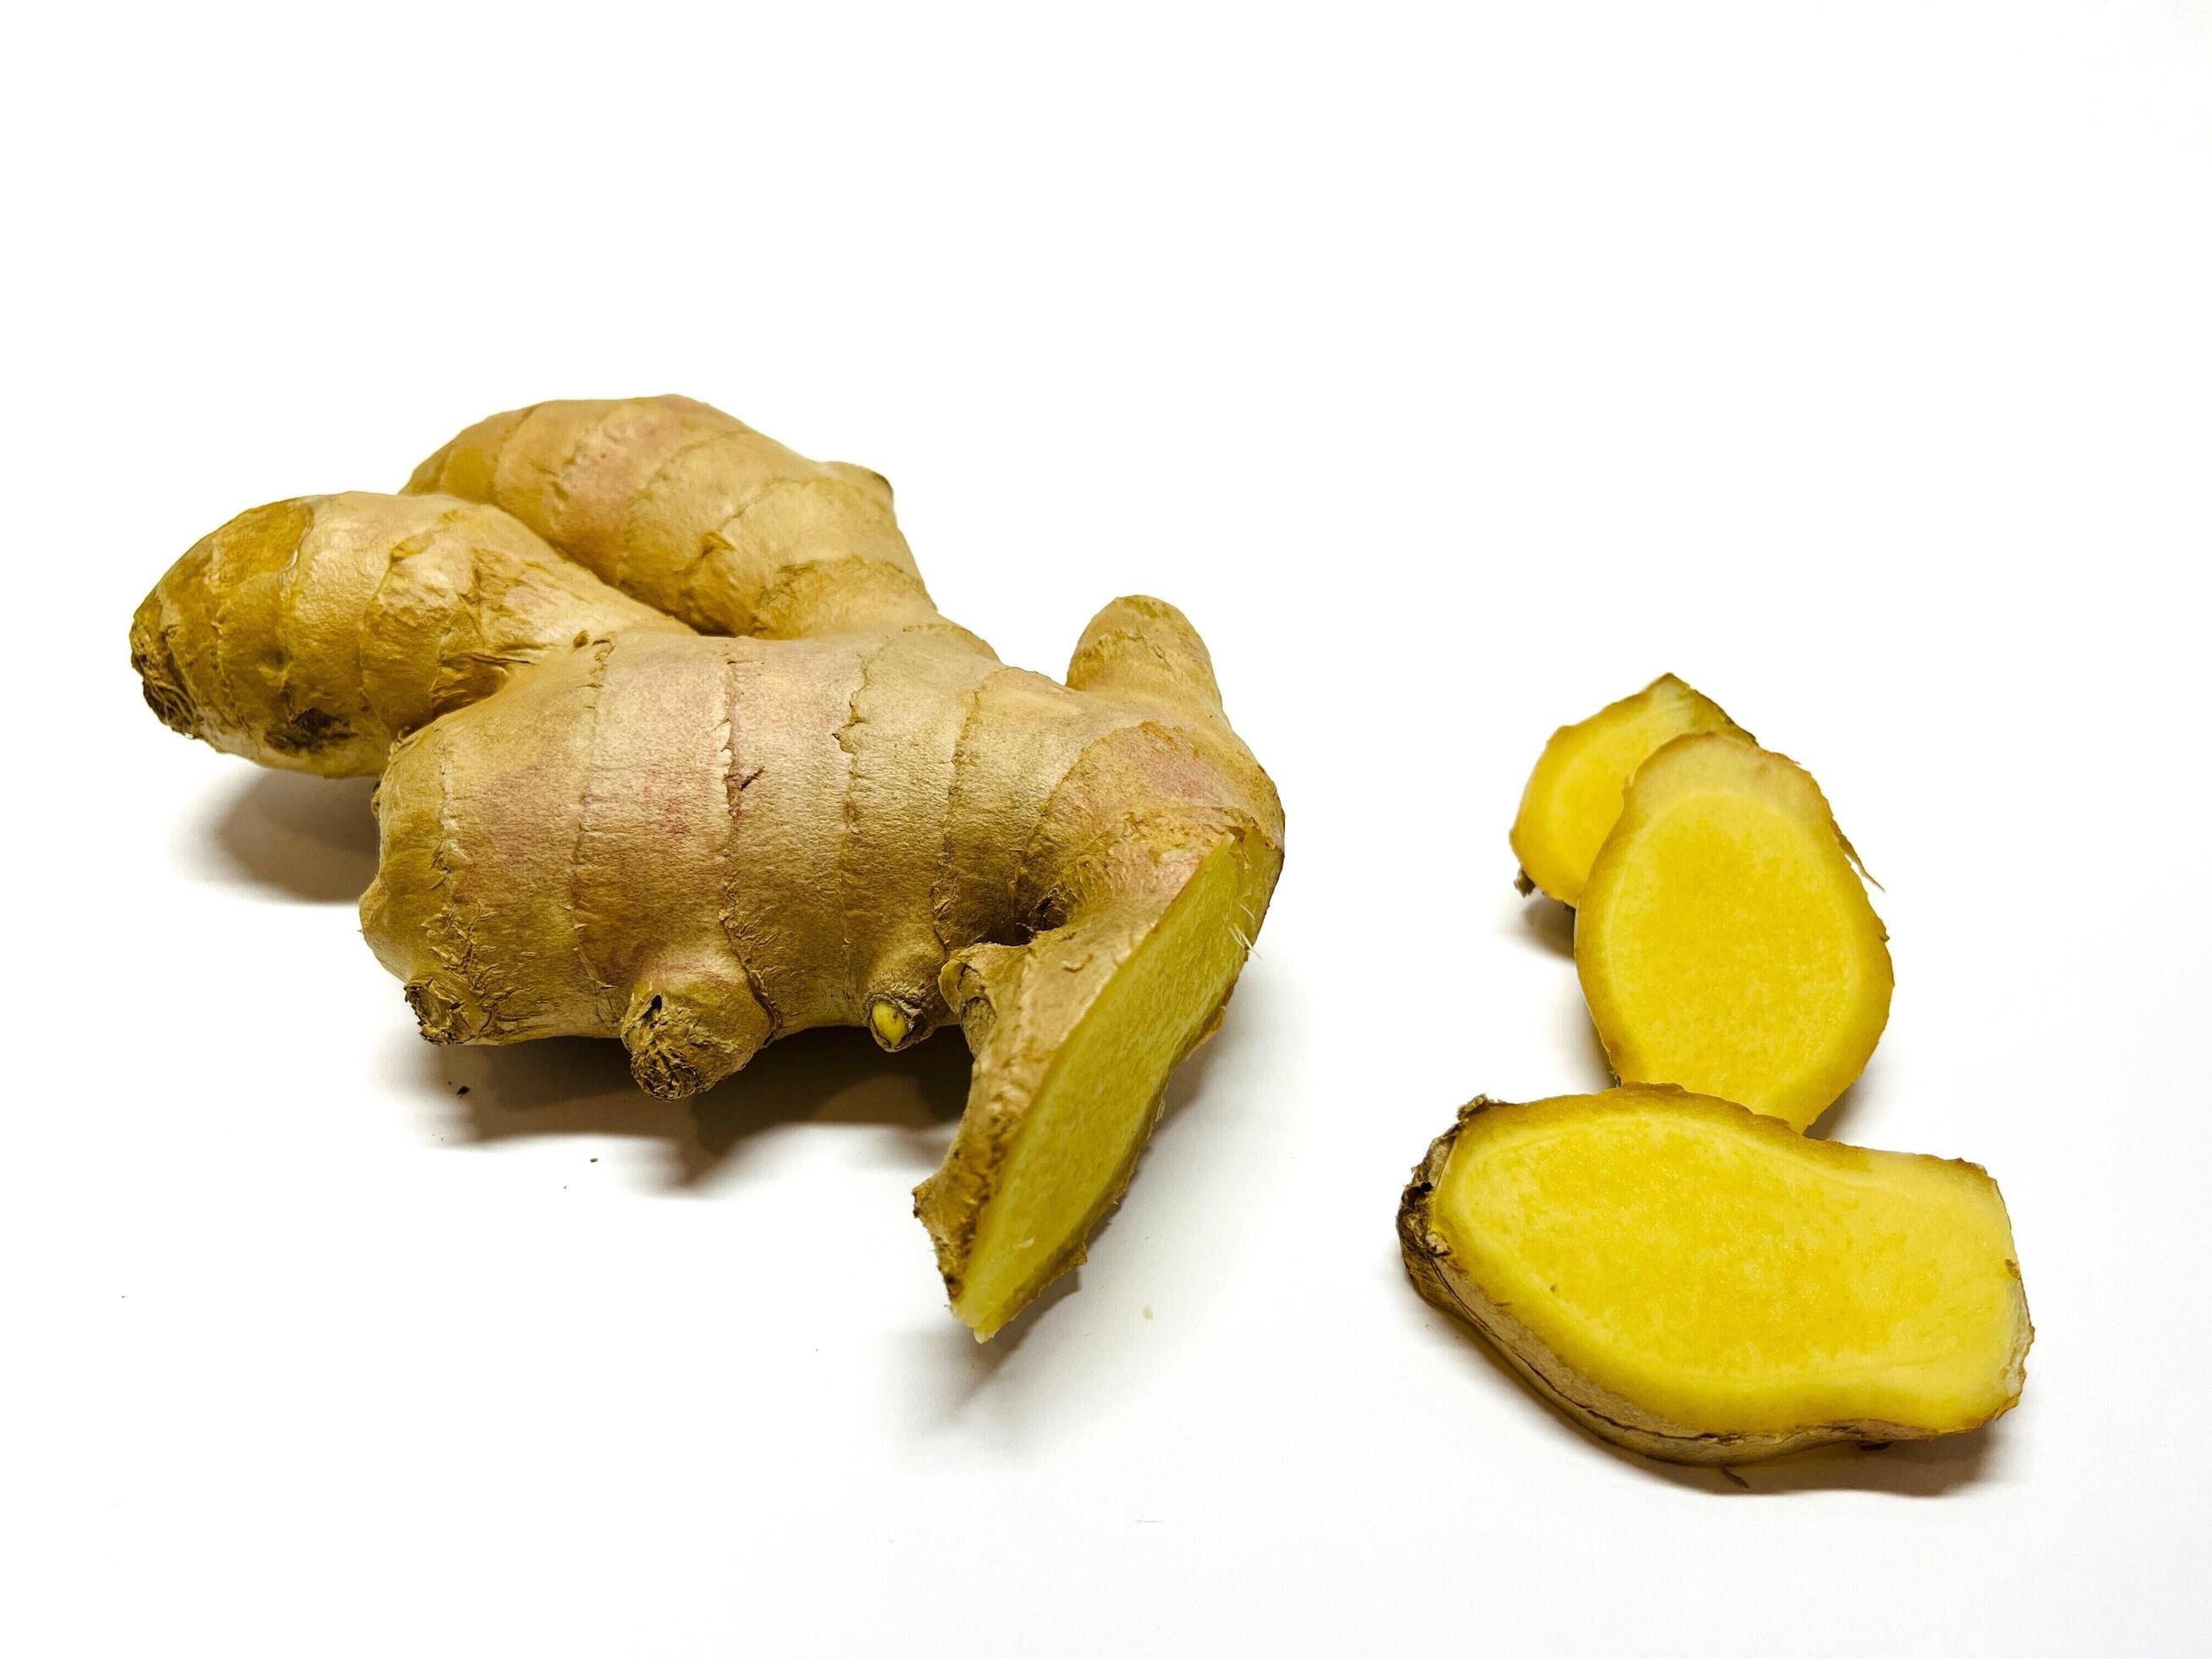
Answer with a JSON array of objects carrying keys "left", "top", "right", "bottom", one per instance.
[
  {"left": 1511, "top": 675, "right": 1744, "bottom": 906},
  {"left": 1575, "top": 733, "right": 1890, "bottom": 1131},
  {"left": 1399, "top": 1088, "right": 2031, "bottom": 1463}
]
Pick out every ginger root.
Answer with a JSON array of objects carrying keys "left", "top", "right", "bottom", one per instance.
[
  {"left": 1400, "top": 1088, "right": 2031, "bottom": 1464},
  {"left": 1575, "top": 732, "right": 1891, "bottom": 1131},
  {"left": 405, "top": 395, "right": 932, "bottom": 639},
  {"left": 132, "top": 396, "right": 1283, "bottom": 1338},
  {"left": 130, "top": 493, "right": 686, "bottom": 776}
]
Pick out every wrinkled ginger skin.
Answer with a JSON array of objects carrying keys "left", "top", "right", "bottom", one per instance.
[
  {"left": 360, "top": 609, "right": 1279, "bottom": 1090},
  {"left": 1399, "top": 1089, "right": 2031, "bottom": 1464},
  {"left": 404, "top": 395, "right": 939, "bottom": 639},
  {"left": 130, "top": 493, "right": 688, "bottom": 777}
]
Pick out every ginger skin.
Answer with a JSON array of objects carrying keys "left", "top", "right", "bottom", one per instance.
[
  {"left": 132, "top": 396, "right": 1283, "bottom": 1337},
  {"left": 130, "top": 493, "right": 686, "bottom": 776},
  {"left": 405, "top": 395, "right": 936, "bottom": 639}
]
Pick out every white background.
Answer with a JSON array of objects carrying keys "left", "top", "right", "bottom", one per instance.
[{"left": 6, "top": 3, "right": 2209, "bottom": 1653}]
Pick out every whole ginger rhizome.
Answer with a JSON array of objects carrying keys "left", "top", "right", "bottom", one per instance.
[{"left": 134, "top": 396, "right": 1284, "bottom": 1339}]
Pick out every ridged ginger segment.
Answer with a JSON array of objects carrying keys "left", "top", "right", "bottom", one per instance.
[
  {"left": 1511, "top": 674, "right": 1745, "bottom": 905},
  {"left": 130, "top": 493, "right": 686, "bottom": 776},
  {"left": 1575, "top": 733, "right": 1891, "bottom": 1131},
  {"left": 1399, "top": 1089, "right": 2031, "bottom": 1464},
  {"left": 358, "top": 607, "right": 1281, "bottom": 1331},
  {"left": 404, "top": 394, "right": 935, "bottom": 638}
]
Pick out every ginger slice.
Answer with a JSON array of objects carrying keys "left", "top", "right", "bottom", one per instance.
[
  {"left": 1399, "top": 1088, "right": 2031, "bottom": 1464},
  {"left": 1575, "top": 733, "right": 1890, "bottom": 1131},
  {"left": 1510, "top": 675, "right": 1744, "bottom": 906}
]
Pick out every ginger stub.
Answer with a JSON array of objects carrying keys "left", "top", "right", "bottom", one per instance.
[{"left": 1399, "top": 1088, "right": 2031, "bottom": 1464}]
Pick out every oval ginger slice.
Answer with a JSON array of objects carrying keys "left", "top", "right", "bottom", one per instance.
[
  {"left": 1510, "top": 675, "right": 1746, "bottom": 906},
  {"left": 1398, "top": 1089, "right": 2032, "bottom": 1464},
  {"left": 1576, "top": 732, "right": 1891, "bottom": 1131}
]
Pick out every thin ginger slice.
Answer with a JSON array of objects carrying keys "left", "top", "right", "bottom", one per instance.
[
  {"left": 1510, "top": 675, "right": 1745, "bottom": 906},
  {"left": 1575, "top": 732, "right": 1890, "bottom": 1131},
  {"left": 1399, "top": 1088, "right": 2031, "bottom": 1463}
]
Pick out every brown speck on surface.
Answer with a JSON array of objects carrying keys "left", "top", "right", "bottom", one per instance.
[{"left": 457, "top": 1085, "right": 469, "bottom": 1094}]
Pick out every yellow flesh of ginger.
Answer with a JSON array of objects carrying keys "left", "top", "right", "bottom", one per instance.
[
  {"left": 955, "top": 842, "right": 1256, "bottom": 1337},
  {"left": 1576, "top": 734, "right": 1890, "bottom": 1131},
  {"left": 1510, "top": 675, "right": 1743, "bottom": 906},
  {"left": 1425, "top": 1090, "right": 2028, "bottom": 1442}
]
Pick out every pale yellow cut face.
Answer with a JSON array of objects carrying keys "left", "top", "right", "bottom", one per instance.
[
  {"left": 955, "top": 843, "right": 1255, "bottom": 1337},
  {"left": 1432, "top": 1090, "right": 2029, "bottom": 1437},
  {"left": 1576, "top": 734, "right": 1890, "bottom": 1131},
  {"left": 1510, "top": 675, "right": 1744, "bottom": 906}
]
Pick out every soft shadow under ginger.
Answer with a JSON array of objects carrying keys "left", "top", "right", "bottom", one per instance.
[{"left": 420, "top": 1024, "right": 972, "bottom": 1188}]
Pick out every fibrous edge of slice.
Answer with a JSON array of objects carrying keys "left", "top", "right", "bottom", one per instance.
[
  {"left": 1575, "top": 731, "right": 1891, "bottom": 1132},
  {"left": 1510, "top": 675, "right": 1745, "bottom": 907},
  {"left": 1398, "top": 1087, "right": 2031, "bottom": 1465}
]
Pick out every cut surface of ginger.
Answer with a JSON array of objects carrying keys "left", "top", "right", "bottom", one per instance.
[
  {"left": 1400, "top": 1088, "right": 2030, "bottom": 1461},
  {"left": 951, "top": 840, "right": 1260, "bottom": 1337},
  {"left": 1575, "top": 733, "right": 1889, "bottom": 1131},
  {"left": 1510, "top": 675, "right": 1744, "bottom": 906}
]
